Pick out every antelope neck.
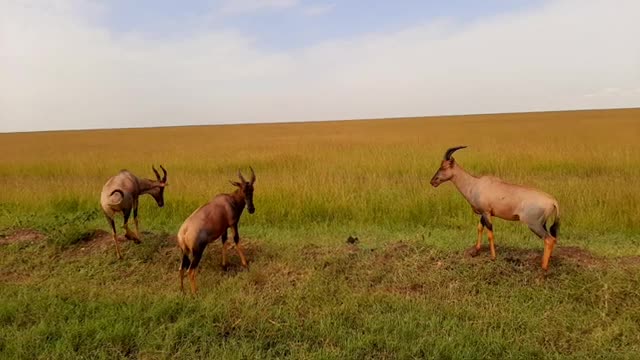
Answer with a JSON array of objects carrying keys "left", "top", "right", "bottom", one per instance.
[
  {"left": 449, "top": 165, "right": 479, "bottom": 204},
  {"left": 230, "top": 190, "right": 246, "bottom": 211},
  {"left": 138, "top": 178, "right": 161, "bottom": 194}
]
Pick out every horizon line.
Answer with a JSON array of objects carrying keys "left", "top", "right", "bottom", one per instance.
[{"left": 2, "top": 106, "right": 638, "bottom": 135}]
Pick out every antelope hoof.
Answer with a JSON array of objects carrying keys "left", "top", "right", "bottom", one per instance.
[
  {"left": 466, "top": 247, "right": 481, "bottom": 257},
  {"left": 124, "top": 230, "right": 139, "bottom": 242},
  {"left": 222, "top": 264, "right": 228, "bottom": 272}
]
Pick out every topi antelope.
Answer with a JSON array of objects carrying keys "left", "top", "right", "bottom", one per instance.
[
  {"left": 430, "top": 146, "right": 560, "bottom": 270},
  {"left": 177, "top": 167, "right": 256, "bottom": 293},
  {"left": 100, "top": 166, "right": 167, "bottom": 259}
]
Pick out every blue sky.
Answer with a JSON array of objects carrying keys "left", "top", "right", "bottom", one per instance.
[
  {"left": 2, "top": 0, "right": 639, "bottom": 132},
  {"left": 102, "top": 0, "right": 544, "bottom": 50}
]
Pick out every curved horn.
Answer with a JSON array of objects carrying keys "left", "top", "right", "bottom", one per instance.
[
  {"left": 249, "top": 166, "right": 255, "bottom": 184},
  {"left": 152, "top": 165, "right": 161, "bottom": 181},
  {"left": 160, "top": 165, "right": 167, "bottom": 182},
  {"left": 237, "top": 169, "right": 246, "bottom": 184},
  {"left": 444, "top": 146, "right": 467, "bottom": 161}
]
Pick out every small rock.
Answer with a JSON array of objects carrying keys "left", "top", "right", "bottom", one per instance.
[{"left": 346, "top": 236, "right": 359, "bottom": 245}]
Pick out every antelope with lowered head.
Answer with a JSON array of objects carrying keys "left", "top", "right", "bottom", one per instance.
[
  {"left": 430, "top": 147, "right": 560, "bottom": 270},
  {"left": 100, "top": 166, "right": 167, "bottom": 259},
  {"left": 177, "top": 167, "right": 256, "bottom": 294}
]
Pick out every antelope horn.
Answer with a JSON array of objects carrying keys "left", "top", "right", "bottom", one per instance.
[
  {"left": 237, "top": 169, "right": 246, "bottom": 183},
  {"left": 152, "top": 165, "right": 161, "bottom": 181},
  {"left": 444, "top": 146, "right": 467, "bottom": 161},
  {"left": 160, "top": 165, "right": 167, "bottom": 182},
  {"left": 249, "top": 166, "right": 255, "bottom": 184}
]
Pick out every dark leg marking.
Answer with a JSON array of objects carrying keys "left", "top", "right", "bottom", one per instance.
[
  {"left": 123, "top": 208, "right": 132, "bottom": 224},
  {"left": 122, "top": 207, "right": 139, "bottom": 242},
  {"left": 480, "top": 214, "right": 493, "bottom": 231},
  {"left": 189, "top": 247, "right": 204, "bottom": 270},
  {"left": 233, "top": 228, "right": 240, "bottom": 244},
  {"left": 232, "top": 225, "right": 248, "bottom": 268},
  {"left": 221, "top": 229, "right": 229, "bottom": 270},
  {"left": 550, "top": 219, "right": 560, "bottom": 238},
  {"left": 107, "top": 217, "right": 117, "bottom": 234},
  {"left": 181, "top": 254, "right": 191, "bottom": 270},
  {"left": 528, "top": 224, "right": 548, "bottom": 239}
]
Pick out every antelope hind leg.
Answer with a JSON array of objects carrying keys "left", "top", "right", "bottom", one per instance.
[{"left": 541, "top": 236, "right": 556, "bottom": 271}]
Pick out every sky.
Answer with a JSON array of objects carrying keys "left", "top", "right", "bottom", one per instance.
[{"left": 1, "top": 0, "right": 639, "bottom": 133}]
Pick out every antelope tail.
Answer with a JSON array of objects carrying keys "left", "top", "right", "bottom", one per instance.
[
  {"left": 549, "top": 203, "right": 560, "bottom": 238},
  {"left": 108, "top": 189, "right": 125, "bottom": 205}
]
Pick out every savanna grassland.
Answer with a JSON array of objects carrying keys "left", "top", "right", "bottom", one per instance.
[{"left": 1, "top": 108, "right": 640, "bottom": 359}]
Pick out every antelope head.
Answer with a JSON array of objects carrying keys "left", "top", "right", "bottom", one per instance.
[
  {"left": 430, "top": 146, "right": 467, "bottom": 187},
  {"left": 230, "top": 167, "right": 256, "bottom": 214},
  {"left": 149, "top": 165, "right": 168, "bottom": 207}
]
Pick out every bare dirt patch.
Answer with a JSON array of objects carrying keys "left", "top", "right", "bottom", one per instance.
[
  {"left": 66, "top": 229, "right": 129, "bottom": 257},
  {"left": 468, "top": 244, "right": 602, "bottom": 268},
  {"left": 0, "top": 229, "right": 45, "bottom": 245},
  {"left": 466, "top": 244, "right": 640, "bottom": 270},
  {"left": 0, "top": 270, "right": 31, "bottom": 284}
]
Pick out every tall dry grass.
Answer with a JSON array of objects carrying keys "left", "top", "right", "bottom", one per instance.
[{"left": 1, "top": 108, "right": 639, "bottom": 251}]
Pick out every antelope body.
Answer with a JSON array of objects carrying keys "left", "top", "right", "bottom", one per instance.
[
  {"left": 100, "top": 166, "right": 167, "bottom": 259},
  {"left": 177, "top": 168, "right": 255, "bottom": 293},
  {"left": 430, "top": 147, "right": 560, "bottom": 270}
]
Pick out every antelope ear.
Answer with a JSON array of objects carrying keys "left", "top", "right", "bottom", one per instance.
[{"left": 229, "top": 180, "right": 242, "bottom": 188}]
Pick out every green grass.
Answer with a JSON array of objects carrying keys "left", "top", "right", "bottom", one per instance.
[
  {"left": 2, "top": 233, "right": 640, "bottom": 359},
  {"left": 1, "top": 108, "right": 640, "bottom": 358}
]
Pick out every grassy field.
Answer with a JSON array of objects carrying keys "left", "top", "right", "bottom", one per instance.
[{"left": 1, "top": 108, "right": 640, "bottom": 358}]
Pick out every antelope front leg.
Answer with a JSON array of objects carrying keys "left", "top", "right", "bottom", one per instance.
[
  {"left": 231, "top": 225, "right": 248, "bottom": 269},
  {"left": 469, "top": 220, "right": 484, "bottom": 257},
  {"left": 107, "top": 217, "right": 122, "bottom": 259},
  {"left": 482, "top": 214, "right": 496, "bottom": 261},
  {"left": 221, "top": 230, "right": 229, "bottom": 270},
  {"left": 133, "top": 200, "right": 141, "bottom": 240},
  {"left": 476, "top": 222, "right": 484, "bottom": 251},
  {"left": 123, "top": 207, "right": 140, "bottom": 244}
]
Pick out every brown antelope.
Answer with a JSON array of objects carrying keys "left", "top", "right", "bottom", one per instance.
[
  {"left": 430, "top": 146, "right": 560, "bottom": 270},
  {"left": 100, "top": 166, "right": 167, "bottom": 259},
  {"left": 177, "top": 168, "right": 255, "bottom": 293}
]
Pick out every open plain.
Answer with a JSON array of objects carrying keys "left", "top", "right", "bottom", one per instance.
[{"left": 1, "top": 108, "right": 640, "bottom": 359}]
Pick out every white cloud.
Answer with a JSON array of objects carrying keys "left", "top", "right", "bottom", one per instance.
[
  {"left": 219, "top": 0, "right": 298, "bottom": 14},
  {"left": 584, "top": 87, "right": 640, "bottom": 98},
  {"left": 302, "top": 3, "right": 335, "bottom": 16},
  {"left": 1, "top": 0, "right": 639, "bottom": 132}
]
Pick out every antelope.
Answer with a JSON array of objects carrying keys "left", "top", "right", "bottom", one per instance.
[
  {"left": 177, "top": 168, "right": 255, "bottom": 293},
  {"left": 430, "top": 146, "right": 560, "bottom": 270},
  {"left": 100, "top": 166, "right": 167, "bottom": 259}
]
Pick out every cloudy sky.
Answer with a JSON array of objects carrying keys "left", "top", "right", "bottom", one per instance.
[{"left": 1, "top": 0, "right": 639, "bottom": 132}]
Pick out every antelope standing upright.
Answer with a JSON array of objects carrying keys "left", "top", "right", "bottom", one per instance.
[
  {"left": 430, "top": 147, "right": 560, "bottom": 270},
  {"left": 177, "top": 168, "right": 256, "bottom": 293},
  {"left": 100, "top": 166, "right": 167, "bottom": 259}
]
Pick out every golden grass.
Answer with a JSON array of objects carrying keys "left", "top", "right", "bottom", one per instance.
[
  {"left": 2, "top": 109, "right": 640, "bottom": 358},
  {"left": 1, "top": 108, "right": 639, "bottom": 248}
]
